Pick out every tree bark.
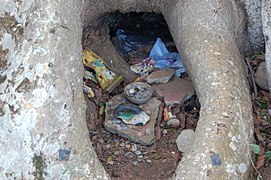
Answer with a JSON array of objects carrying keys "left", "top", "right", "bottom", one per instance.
[
  {"left": 0, "top": 1, "right": 109, "bottom": 179},
  {"left": 262, "top": 0, "right": 271, "bottom": 92},
  {"left": 164, "top": 0, "right": 254, "bottom": 179}
]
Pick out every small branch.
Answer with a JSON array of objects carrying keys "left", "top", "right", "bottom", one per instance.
[{"left": 245, "top": 57, "right": 258, "bottom": 98}]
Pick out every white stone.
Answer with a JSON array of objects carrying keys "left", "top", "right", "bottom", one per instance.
[{"left": 176, "top": 129, "right": 195, "bottom": 153}]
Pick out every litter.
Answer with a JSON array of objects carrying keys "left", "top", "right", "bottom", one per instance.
[
  {"left": 116, "top": 29, "right": 154, "bottom": 56},
  {"left": 83, "top": 49, "right": 123, "bottom": 93},
  {"left": 130, "top": 57, "right": 156, "bottom": 76},
  {"left": 114, "top": 103, "right": 150, "bottom": 126},
  {"left": 149, "top": 38, "right": 186, "bottom": 77}
]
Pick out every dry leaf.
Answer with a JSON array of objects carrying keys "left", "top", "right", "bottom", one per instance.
[{"left": 256, "top": 154, "right": 266, "bottom": 169}]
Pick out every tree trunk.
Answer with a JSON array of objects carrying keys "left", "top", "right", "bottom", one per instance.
[
  {"left": 0, "top": 0, "right": 256, "bottom": 179},
  {"left": 164, "top": 0, "right": 254, "bottom": 179},
  {"left": 0, "top": 1, "right": 109, "bottom": 179},
  {"left": 262, "top": 0, "right": 271, "bottom": 92}
]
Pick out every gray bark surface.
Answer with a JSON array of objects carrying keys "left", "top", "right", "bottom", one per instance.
[
  {"left": 262, "top": 0, "right": 271, "bottom": 92},
  {"left": 164, "top": 0, "right": 254, "bottom": 179},
  {"left": 0, "top": 1, "right": 109, "bottom": 179}
]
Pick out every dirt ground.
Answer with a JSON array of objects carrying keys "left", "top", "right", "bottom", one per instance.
[
  {"left": 86, "top": 93, "right": 199, "bottom": 180},
  {"left": 85, "top": 52, "right": 271, "bottom": 180}
]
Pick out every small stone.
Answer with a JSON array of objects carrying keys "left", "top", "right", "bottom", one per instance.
[
  {"left": 132, "top": 144, "right": 137, "bottom": 152},
  {"left": 146, "top": 159, "right": 152, "bottom": 163},
  {"left": 125, "top": 144, "right": 131, "bottom": 149},
  {"left": 255, "top": 62, "right": 269, "bottom": 91},
  {"left": 162, "top": 129, "right": 168, "bottom": 135},
  {"left": 147, "top": 68, "right": 175, "bottom": 84},
  {"left": 138, "top": 155, "right": 144, "bottom": 159},
  {"left": 91, "top": 136, "right": 97, "bottom": 141},
  {"left": 176, "top": 129, "right": 195, "bottom": 153},
  {"left": 125, "top": 152, "right": 134, "bottom": 158},
  {"left": 137, "top": 158, "right": 143, "bottom": 162},
  {"left": 142, "top": 151, "right": 148, "bottom": 155},
  {"left": 167, "top": 118, "right": 180, "bottom": 128},
  {"left": 120, "top": 142, "right": 126, "bottom": 147},
  {"left": 132, "top": 161, "right": 139, "bottom": 166},
  {"left": 146, "top": 111, "right": 152, "bottom": 115},
  {"left": 135, "top": 150, "right": 142, "bottom": 155},
  {"left": 105, "top": 144, "right": 111, "bottom": 149},
  {"left": 108, "top": 161, "right": 114, "bottom": 165},
  {"left": 129, "top": 88, "right": 135, "bottom": 94}
]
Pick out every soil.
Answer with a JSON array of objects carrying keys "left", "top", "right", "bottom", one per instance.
[
  {"left": 86, "top": 94, "right": 199, "bottom": 180},
  {"left": 84, "top": 52, "right": 271, "bottom": 180}
]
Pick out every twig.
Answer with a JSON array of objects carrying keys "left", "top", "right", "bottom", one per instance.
[
  {"left": 155, "top": 101, "right": 165, "bottom": 141},
  {"left": 249, "top": 153, "right": 262, "bottom": 179},
  {"left": 245, "top": 57, "right": 258, "bottom": 98}
]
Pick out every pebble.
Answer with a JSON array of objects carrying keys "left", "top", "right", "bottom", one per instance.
[
  {"left": 105, "top": 144, "right": 111, "bottom": 149},
  {"left": 146, "top": 159, "right": 152, "bottom": 163},
  {"left": 132, "top": 144, "right": 137, "bottom": 152},
  {"left": 108, "top": 161, "right": 114, "bottom": 165},
  {"left": 167, "top": 118, "right": 180, "bottom": 128},
  {"left": 176, "top": 129, "right": 195, "bottom": 153},
  {"left": 125, "top": 152, "right": 134, "bottom": 158},
  {"left": 91, "top": 136, "right": 97, "bottom": 141},
  {"left": 98, "top": 138, "right": 104, "bottom": 144},
  {"left": 163, "top": 129, "right": 168, "bottom": 135},
  {"left": 138, "top": 155, "right": 144, "bottom": 159},
  {"left": 125, "top": 144, "right": 131, "bottom": 149},
  {"left": 132, "top": 161, "right": 139, "bottom": 166},
  {"left": 120, "top": 142, "right": 126, "bottom": 147},
  {"left": 135, "top": 150, "right": 142, "bottom": 156},
  {"left": 146, "top": 111, "right": 152, "bottom": 115},
  {"left": 137, "top": 158, "right": 143, "bottom": 162}
]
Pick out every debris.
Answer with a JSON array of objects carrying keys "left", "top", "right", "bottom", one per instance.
[
  {"left": 116, "top": 29, "right": 154, "bottom": 56},
  {"left": 124, "top": 82, "right": 154, "bottom": 104},
  {"left": 83, "top": 85, "right": 95, "bottom": 98},
  {"left": 114, "top": 103, "right": 150, "bottom": 125},
  {"left": 130, "top": 57, "right": 156, "bottom": 76},
  {"left": 176, "top": 129, "right": 195, "bottom": 153},
  {"left": 83, "top": 49, "right": 123, "bottom": 93},
  {"left": 176, "top": 112, "right": 186, "bottom": 129},
  {"left": 149, "top": 38, "right": 185, "bottom": 77},
  {"left": 155, "top": 101, "right": 165, "bottom": 141},
  {"left": 147, "top": 68, "right": 175, "bottom": 84},
  {"left": 104, "top": 94, "right": 161, "bottom": 145},
  {"left": 153, "top": 78, "right": 194, "bottom": 105},
  {"left": 255, "top": 62, "right": 269, "bottom": 91}
]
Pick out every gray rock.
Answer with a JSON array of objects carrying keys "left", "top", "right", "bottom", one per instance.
[
  {"left": 135, "top": 150, "right": 142, "bottom": 155},
  {"left": 255, "top": 62, "right": 269, "bottom": 91},
  {"left": 104, "top": 94, "right": 161, "bottom": 145},
  {"left": 167, "top": 118, "right": 180, "bottom": 128},
  {"left": 132, "top": 144, "right": 137, "bottom": 152},
  {"left": 147, "top": 68, "right": 175, "bottom": 84},
  {"left": 176, "top": 129, "right": 195, "bottom": 153}
]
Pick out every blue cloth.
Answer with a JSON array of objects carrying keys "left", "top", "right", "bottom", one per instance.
[{"left": 149, "top": 38, "right": 186, "bottom": 76}]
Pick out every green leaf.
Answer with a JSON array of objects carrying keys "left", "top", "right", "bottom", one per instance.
[
  {"left": 266, "top": 151, "right": 271, "bottom": 158},
  {"left": 250, "top": 144, "right": 260, "bottom": 155}
]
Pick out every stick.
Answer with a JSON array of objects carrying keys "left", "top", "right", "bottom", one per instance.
[
  {"left": 245, "top": 57, "right": 258, "bottom": 98},
  {"left": 155, "top": 101, "right": 165, "bottom": 141}
]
